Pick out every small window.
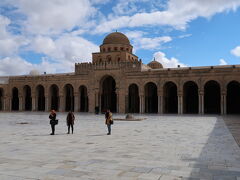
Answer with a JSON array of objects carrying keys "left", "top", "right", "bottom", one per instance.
[
  {"left": 99, "top": 59, "right": 102, "bottom": 63},
  {"left": 126, "top": 48, "right": 129, "bottom": 51},
  {"left": 118, "top": 57, "right": 120, "bottom": 62},
  {"left": 108, "top": 47, "right": 111, "bottom": 52},
  {"left": 103, "top": 48, "right": 105, "bottom": 52},
  {"left": 114, "top": 47, "right": 118, "bottom": 51},
  {"left": 120, "top": 47, "right": 124, "bottom": 51}
]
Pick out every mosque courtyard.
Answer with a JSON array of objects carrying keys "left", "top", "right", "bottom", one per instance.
[{"left": 0, "top": 113, "right": 240, "bottom": 180}]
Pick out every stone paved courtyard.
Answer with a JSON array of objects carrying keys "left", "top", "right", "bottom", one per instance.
[{"left": 0, "top": 113, "right": 240, "bottom": 180}]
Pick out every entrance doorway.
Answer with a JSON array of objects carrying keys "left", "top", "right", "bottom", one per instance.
[
  {"left": 128, "top": 84, "right": 139, "bottom": 113},
  {"left": 204, "top": 80, "right": 220, "bottom": 114},
  {"left": 227, "top": 81, "right": 240, "bottom": 114},
  {"left": 183, "top": 81, "right": 198, "bottom": 113},
  {"left": 101, "top": 76, "right": 117, "bottom": 113}
]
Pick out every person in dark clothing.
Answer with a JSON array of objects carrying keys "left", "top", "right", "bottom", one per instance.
[
  {"left": 105, "top": 109, "right": 113, "bottom": 135},
  {"left": 66, "top": 111, "right": 75, "bottom": 134},
  {"left": 49, "top": 110, "right": 57, "bottom": 135}
]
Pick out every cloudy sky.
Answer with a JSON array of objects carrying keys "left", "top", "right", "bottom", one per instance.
[{"left": 1, "top": 0, "right": 240, "bottom": 75}]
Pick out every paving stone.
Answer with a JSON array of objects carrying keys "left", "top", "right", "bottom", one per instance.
[
  {"left": 0, "top": 113, "right": 240, "bottom": 179},
  {"left": 130, "top": 167, "right": 153, "bottom": 173}
]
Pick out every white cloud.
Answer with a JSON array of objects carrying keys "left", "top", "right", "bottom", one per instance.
[
  {"left": 0, "top": 15, "right": 28, "bottom": 57},
  {"left": 90, "top": 0, "right": 111, "bottom": 5},
  {"left": 126, "top": 31, "right": 172, "bottom": 50},
  {"left": 31, "top": 36, "right": 56, "bottom": 55},
  {"left": 219, "top": 58, "right": 227, "bottom": 65},
  {"left": 231, "top": 46, "right": 240, "bottom": 57},
  {"left": 0, "top": 56, "right": 76, "bottom": 76},
  {"left": 153, "top": 51, "right": 187, "bottom": 68},
  {"left": 178, "top": 34, "right": 192, "bottom": 39},
  {"left": 136, "top": 36, "right": 172, "bottom": 49},
  {"left": 94, "top": 0, "right": 240, "bottom": 33},
  {"left": 31, "top": 34, "right": 99, "bottom": 63},
  {"left": 14, "top": 0, "right": 95, "bottom": 35}
]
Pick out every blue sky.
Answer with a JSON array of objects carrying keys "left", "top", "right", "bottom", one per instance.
[{"left": 1, "top": 0, "right": 240, "bottom": 75}]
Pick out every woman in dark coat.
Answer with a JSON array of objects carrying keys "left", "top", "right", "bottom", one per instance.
[
  {"left": 49, "top": 110, "right": 57, "bottom": 135},
  {"left": 66, "top": 111, "right": 75, "bottom": 134},
  {"left": 105, "top": 109, "right": 113, "bottom": 135}
]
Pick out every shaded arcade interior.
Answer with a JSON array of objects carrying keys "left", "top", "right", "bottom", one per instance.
[
  {"left": 1, "top": 79, "right": 240, "bottom": 114},
  {"left": 101, "top": 76, "right": 117, "bottom": 113}
]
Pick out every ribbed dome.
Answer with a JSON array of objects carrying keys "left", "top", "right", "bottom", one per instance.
[
  {"left": 148, "top": 60, "right": 163, "bottom": 69},
  {"left": 103, "top": 32, "right": 130, "bottom": 45}
]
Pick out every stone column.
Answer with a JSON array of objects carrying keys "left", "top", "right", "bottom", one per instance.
[
  {"left": 201, "top": 93, "right": 204, "bottom": 114},
  {"left": 9, "top": 96, "right": 12, "bottom": 111},
  {"left": 22, "top": 96, "right": 25, "bottom": 111},
  {"left": 98, "top": 92, "right": 101, "bottom": 113},
  {"left": 3, "top": 96, "right": 7, "bottom": 111},
  {"left": 117, "top": 88, "right": 125, "bottom": 113},
  {"left": 224, "top": 93, "right": 227, "bottom": 114},
  {"left": 59, "top": 95, "right": 64, "bottom": 112},
  {"left": 32, "top": 95, "right": 36, "bottom": 111},
  {"left": 88, "top": 91, "right": 95, "bottom": 113},
  {"left": 158, "top": 91, "right": 163, "bottom": 114},
  {"left": 221, "top": 91, "right": 226, "bottom": 115},
  {"left": 139, "top": 95, "right": 142, "bottom": 113},
  {"left": 19, "top": 96, "right": 23, "bottom": 111},
  {"left": 116, "top": 89, "right": 119, "bottom": 113},
  {"left": 139, "top": 94, "right": 145, "bottom": 113},
  {"left": 45, "top": 96, "right": 49, "bottom": 112},
  {"left": 125, "top": 95, "right": 129, "bottom": 113},
  {"left": 74, "top": 93, "right": 79, "bottom": 112},
  {"left": 198, "top": 93, "right": 201, "bottom": 114},
  {"left": 177, "top": 95, "right": 183, "bottom": 114}
]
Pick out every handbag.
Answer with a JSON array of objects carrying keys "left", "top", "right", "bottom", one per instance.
[
  {"left": 110, "top": 120, "right": 114, "bottom": 125},
  {"left": 50, "top": 119, "right": 58, "bottom": 125}
]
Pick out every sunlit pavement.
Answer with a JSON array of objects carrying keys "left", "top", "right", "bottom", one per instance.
[{"left": 0, "top": 112, "right": 240, "bottom": 180}]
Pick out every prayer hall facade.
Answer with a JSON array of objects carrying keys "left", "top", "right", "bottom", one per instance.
[{"left": 0, "top": 32, "right": 240, "bottom": 114}]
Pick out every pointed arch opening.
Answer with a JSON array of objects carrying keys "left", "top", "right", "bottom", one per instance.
[
  {"left": 79, "top": 85, "right": 88, "bottom": 112},
  {"left": 12, "top": 87, "right": 19, "bottom": 111},
  {"left": 36, "top": 85, "right": 45, "bottom": 111},
  {"left": 144, "top": 82, "right": 158, "bottom": 113},
  {"left": 128, "top": 84, "right": 139, "bottom": 113},
  {"left": 204, "top": 80, "right": 220, "bottom": 114},
  {"left": 100, "top": 76, "right": 117, "bottom": 113},
  {"left": 163, "top": 82, "right": 177, "bottom": 113},
  {"left": 50, "top": 84, "right": 59, "bottom": 111},
  {"left": 64, "top": 84, "right": 74, "bottom": 111},
  {"left": 23, "top": 85, "right": 32, "bottom": 111},
  {"left": 227, "top": 81, "right": 240, "bottom": 114},
  {"left": 0, "top": 88, "right": 4, "bottom": 111},
  {"left": 183, "top": 81, "right": 198, "bottom": 114}
]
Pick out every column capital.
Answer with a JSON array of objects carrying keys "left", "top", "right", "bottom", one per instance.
[
  {"left": 198, "top": 91, "right": 204, "bottom": 95},
  {"left": 157, "top": 90, "right": 163, "bottom": 96},
  {"left": 221, "top": 91, "right": 226, "bottom": 95}
]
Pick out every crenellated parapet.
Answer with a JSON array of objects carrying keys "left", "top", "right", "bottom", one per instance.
[{"left": 75, "top": 61, "right": 142, "bottom": 74}]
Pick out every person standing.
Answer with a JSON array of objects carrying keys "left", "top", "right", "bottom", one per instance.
[
  {"left": 49, "top": 110, "right": 57, "bottom": 135},
  {"left": 105, "top": 109, "right": 113, "bottom": 135},
  {"left": 66, "top": 111, "right": 75, "bottom": 134}
]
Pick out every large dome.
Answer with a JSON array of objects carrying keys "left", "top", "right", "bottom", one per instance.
[
  {"left": 148, "top": 60, "right": 163, "bottom": 69},
  {"left": 103, "top": 32, "right": 130, "bottom": 45}
]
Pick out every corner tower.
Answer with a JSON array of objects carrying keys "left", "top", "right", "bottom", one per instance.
[{"left": 92, "top": 32, "right": 138, "bottom": 63}]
